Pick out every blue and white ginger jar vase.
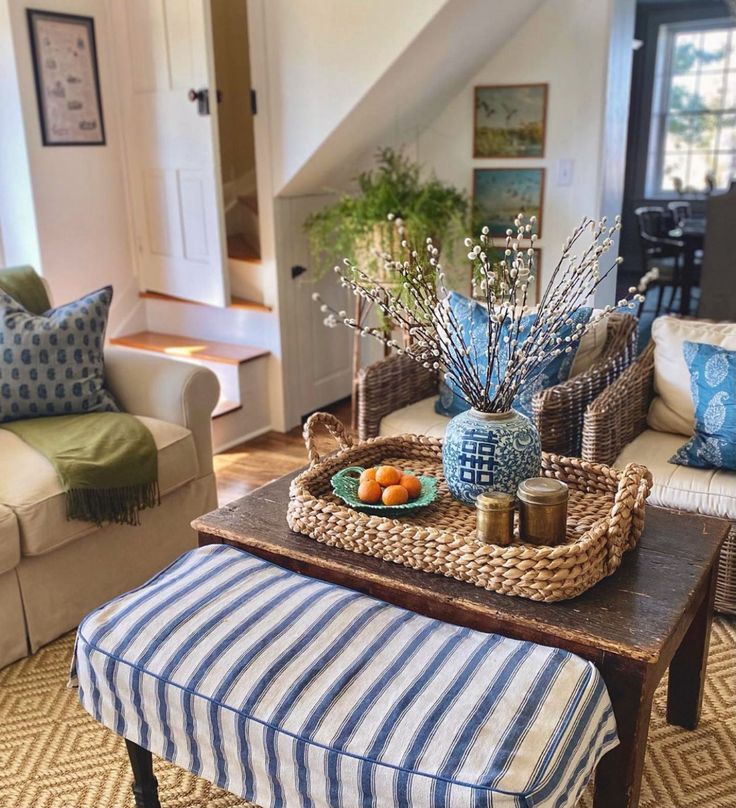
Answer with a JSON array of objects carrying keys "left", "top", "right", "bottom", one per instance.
[{"left": 443, "top": 409, "right": 542, "bottom": 505}]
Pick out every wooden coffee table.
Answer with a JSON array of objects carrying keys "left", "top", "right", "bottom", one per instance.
[{"left": 195, "top": 471, "right": 729, "bottom": 808}]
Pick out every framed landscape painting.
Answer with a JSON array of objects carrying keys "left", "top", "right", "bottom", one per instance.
[
  {"left": 474, "top": 84, "right": 547, "bottom": 158},
  {"left": 473, "top": 168, "right": 545, "bottom": 238}
]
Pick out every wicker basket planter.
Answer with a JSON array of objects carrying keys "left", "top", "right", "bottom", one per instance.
[{"left": 287, "top": 413, "right": 653, "bottom": 603}]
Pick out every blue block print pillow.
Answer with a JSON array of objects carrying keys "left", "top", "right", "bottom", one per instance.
[
  {"left": 435, "top": 292, "right": 591, "bottom": 420},
  {"left": 0, "top": 286, "right": 119, "bottom": 423},
  {"left": 670, "top": 341, "right": 736, "bottom": 471}
]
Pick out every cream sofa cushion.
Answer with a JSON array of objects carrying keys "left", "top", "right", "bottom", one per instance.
[
  {"left": 0, "top": 505, "right": 20, "bottom": 575},
  {"left": 0, "top": 416, "right": 199, "bottom": 556},
  {"left": 379, "top": 396, "right": 449, "bottom": 439},
  {"left": 615, "top": 429, "right": 736, "bottom": 520},
  {"left": 648, "top": 316, "right": 736, "bottom": 436}
]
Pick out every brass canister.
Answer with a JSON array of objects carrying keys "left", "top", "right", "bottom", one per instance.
[
  {"left": 517, "top": 477, "right": 569, "bottom": 546},
  {"left": 475, "top": 491, "right": 515, "bottom": 545}
]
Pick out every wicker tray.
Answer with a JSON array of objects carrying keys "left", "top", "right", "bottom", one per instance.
[{"left": 287, "top": 413, "right": 653, "bottom": 602}]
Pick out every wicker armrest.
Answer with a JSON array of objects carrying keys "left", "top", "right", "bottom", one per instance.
[
  {"left": 358, "top": 353, "right": 438, "bottom": 439},
  {"left": 532, "top": 313, "right": 639, "bottom": 457},
  {"left": 581, "top": 341, "right": 655, "bottom": 466}
]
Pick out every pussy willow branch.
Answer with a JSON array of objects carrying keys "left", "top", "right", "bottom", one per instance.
[{"left": 315, "top": 213, "right": 643, "bottom": 413}]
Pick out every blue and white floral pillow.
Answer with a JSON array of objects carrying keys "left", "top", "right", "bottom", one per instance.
[
  {"left": 670, "top": 341, "right": 736, "bottom": 471},
  {"left": 0, "top": 286, "right": 119, "bottom": 423},
  {"left": 435, "top": 292, "right": 591, "bottom": 420}
]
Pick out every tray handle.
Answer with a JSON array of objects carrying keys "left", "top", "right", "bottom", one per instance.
[
  {"left": 607, "top": 462, "right": 653, "bottom": 570},
  {"left": 303, "top": 412, "right": 353, "bottom": 468}
]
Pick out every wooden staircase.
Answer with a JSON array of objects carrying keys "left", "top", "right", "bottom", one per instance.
[
  {"left": 110, "top": 330, "right": 271, "bottom": 448},
  {"left": 110, "top": 330, "right": 269, "bottom": 366}
]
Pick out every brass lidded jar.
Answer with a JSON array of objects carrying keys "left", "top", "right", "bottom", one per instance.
[
  {"left": 517, "top": 477, "right": 569, "bottom": 546},
  {"left": 475, "top": 490, "right": 515, "bottom": 546}
]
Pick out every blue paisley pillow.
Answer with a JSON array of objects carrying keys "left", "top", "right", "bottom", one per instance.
[
  {"left": 435, "top": 292, "right": 591, "bottom": 420},
  {"left": 670, "top": 341, "right": 736, "bottom": 471},
  {"left": 0, "top": 286, "right": 119, "bottom": 423}
]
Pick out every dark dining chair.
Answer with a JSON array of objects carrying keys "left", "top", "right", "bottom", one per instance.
[
  {"left": 634, "top": 206, "right": 685, "bottom": 316},
  {"left": 667, "top": 200, "right": 691, "bottom": 227}
]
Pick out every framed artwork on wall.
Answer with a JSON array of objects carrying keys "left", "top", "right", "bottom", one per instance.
[
  {"left": 27, "top": 9, "right": 106, "bottom": 146},
  {"left": 473, "top": 168, "right": 545, "bottom": 238},
  {"left": 473, "top": 84, "right": 548, "bottom": 158}
]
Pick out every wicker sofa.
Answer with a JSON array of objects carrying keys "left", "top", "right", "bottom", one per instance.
[
  {"left": 582, "top": 341, "right": 735, "bottom": 614},
  {"left": 358, "top": 312, "right": 638, "bottom": 457}
]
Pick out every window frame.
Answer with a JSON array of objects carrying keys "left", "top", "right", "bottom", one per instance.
[{"left": 645, "top": 16, "right": 736, "bottom": 198}]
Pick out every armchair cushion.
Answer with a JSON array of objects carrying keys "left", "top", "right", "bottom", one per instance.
[
  {"left": 670, "top": 342, "right": 736, "bottom": 471},
  {"left": 648, "top": 316, "right": 736, "bottom": 436},
  {"left": 615, "top": 429, "right": 736, "bottom": 520},
  {"left": 569, "top": 313, "right": 609, "bottom": 375},
  {"left": 435, "top": 293, "right": 591, "bottom": 419},
  {"left": 0, "top": 505, "right": 20, "bottom": 575},
  {"left": 380, "top": 395, "right": 449, "bottom": 439},
  {"left": 0, "top": 416, "right": 198, "bottom": 556}
]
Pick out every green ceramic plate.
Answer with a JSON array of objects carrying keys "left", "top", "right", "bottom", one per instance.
[{"left": 331, "top": 466, "right": 438, "bottom": 513}]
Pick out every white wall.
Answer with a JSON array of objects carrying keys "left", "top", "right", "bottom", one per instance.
[
  {"left": 416, "top": 0, "right": 634, "bottom": 303},
  {"left": 256, "top": 0, "right": 446, "bottom": 194},
  {"left": 0, "top": 0, "right": 41, "bottom": 273},
  {"left": 0, "top": 0, "right": 143, "bottom": 333}
]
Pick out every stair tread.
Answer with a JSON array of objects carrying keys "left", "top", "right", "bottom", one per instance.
[
  {"left": 110, "top": 331, "right": 269, "bottom": 366},
  {"left": 227, "top": 233, "right": 261, "bottom": 262},
  {"left": 212, "top": 399, "right": 243, "bottom": 419},
  {"left": 140, "top": 290, "right": 271, "bottom": 313}
]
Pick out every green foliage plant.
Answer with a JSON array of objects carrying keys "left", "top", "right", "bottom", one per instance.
[{"left": 304, "top": 148, "right": 468, "bottom": 293}]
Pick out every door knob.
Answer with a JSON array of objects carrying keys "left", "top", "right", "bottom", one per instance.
[{"left": 188, "top": 88, "right": 210, "bottom": 116}]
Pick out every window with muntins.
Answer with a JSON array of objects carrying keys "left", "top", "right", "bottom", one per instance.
[{"left": 647, "top": 19, "right": 736, "bottom": 196}]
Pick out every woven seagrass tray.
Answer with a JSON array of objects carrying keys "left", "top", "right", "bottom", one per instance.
[{"left": 287, "top": 412, "right": 653, "bottom": 602}]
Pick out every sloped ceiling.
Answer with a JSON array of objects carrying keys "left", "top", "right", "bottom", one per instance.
[{"left": 278, "top": 0, "right": 545, "bottom": 196}]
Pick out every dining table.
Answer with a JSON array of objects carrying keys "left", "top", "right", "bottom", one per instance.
[{"left": 668, "top": 217, "right": 705, "bottom": 315}]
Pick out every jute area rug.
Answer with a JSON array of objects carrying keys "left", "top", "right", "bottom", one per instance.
[{"left": 0, "top": 620, "right": 734, "bottom": 808}]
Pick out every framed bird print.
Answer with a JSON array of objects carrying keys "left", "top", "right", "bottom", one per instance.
[
  {"left": 473, "top": 168, "right": 545, "bottom": 238},
  {"left": 474, "top": 84, "right": 547, "bottom": 158}
]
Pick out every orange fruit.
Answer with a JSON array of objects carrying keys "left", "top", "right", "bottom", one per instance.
[
  {"left": 382, "top": 484, "right": 409, "bottom": 506},
  {"left": 375, "top": 465, "right": 402, "bottom": 487},
  {"left": 359, "top": 467, "right": 377, "bottom": 483},
  {"left": 400, "top": 474, "right": 422, "bottom": 500},
  {"left": 358, "top": 480, "right": 382, "bottom": 504}
]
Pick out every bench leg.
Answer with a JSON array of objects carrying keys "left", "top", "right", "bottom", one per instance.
[
  {"left": 125, "top": 739, "right": 162, "bottom": 808},
  {"left": 667, "top": 561, "right": 717, "bottom": 730}
]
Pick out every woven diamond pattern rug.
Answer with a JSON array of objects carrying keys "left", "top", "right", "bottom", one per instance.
[{"left": 0, "top": 621, "right": 734, "bottom": 808}]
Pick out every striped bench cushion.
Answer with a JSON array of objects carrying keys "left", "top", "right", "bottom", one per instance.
[{"left": 72, "top": 545, "right": 617, "bottom": 808}]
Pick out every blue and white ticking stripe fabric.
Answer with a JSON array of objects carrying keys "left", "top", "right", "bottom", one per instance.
[{"left": 72, "top": 545, "right": 617, "bottom": 808}]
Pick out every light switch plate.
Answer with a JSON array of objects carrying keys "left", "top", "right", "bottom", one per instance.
[{"left": 556, "top": 159, "right": 574, "bottom": 186}]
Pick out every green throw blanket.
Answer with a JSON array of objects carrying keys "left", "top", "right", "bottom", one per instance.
[
  {"left": 3, "top": 414, "right": 159, "bottom": 526},
  {"left": 0, "top": 266, "right": 159, "bottom": 526}
]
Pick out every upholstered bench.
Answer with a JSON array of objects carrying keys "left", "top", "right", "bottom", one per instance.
[{"left": 72, "top": 545, "right": 618, "bottom": 808}]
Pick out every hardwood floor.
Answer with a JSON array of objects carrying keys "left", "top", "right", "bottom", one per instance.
[{"left": 213, "top": 398, "right": 352, "bottom": 505}]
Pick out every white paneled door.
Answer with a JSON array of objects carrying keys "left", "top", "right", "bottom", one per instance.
[
  {"left": 276, "top": 195, "right": 354, "bottom": 424},
  {"left": 122, "top": 0, "right": 229, "bottom": 307}
]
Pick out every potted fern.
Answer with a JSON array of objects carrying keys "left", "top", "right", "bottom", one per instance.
[
  {"left": 304, "top": 148, "right": 468, "bottom": 286},
  {"left": 304, "top": 148, "right": 468, "bottom": 424}
]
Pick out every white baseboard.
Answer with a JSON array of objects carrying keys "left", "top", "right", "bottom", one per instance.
[{"left": 213, "top": 423, "right": 272, "bottom": 454}]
